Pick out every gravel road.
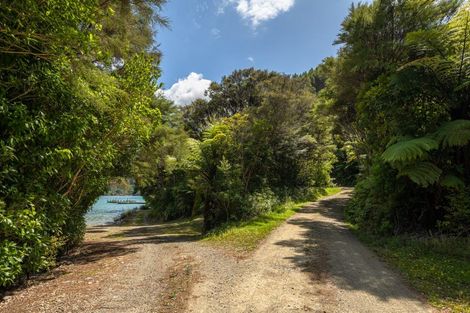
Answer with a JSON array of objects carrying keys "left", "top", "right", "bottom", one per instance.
[
  {"left": 0, "top": 190, "right": 435, "bottom": 313},
  {"left": 187, "top": 190, "right": 434, "bottom": 313}
]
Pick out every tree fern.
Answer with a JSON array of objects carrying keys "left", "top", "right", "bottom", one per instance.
[
  {"left": 440, "top": 174, "right": 465, "bottom": 189},
  {"left": 403, "top": 3, "right": 469, "bottom": 90},
  {"left": 400, "top": 57, "right": 456, "bottom": 84},
  {"left": 405, "top": 28, "right": 449, "bottom": 56},
  {"left": 398, "top": 161, "right": 442, "bottom": 187},
  {"left": 434, "top": 119, "right": 470, "bottom": 147},
  {"left": 382, "top": 137, "right": 438, "bottom": 162}
]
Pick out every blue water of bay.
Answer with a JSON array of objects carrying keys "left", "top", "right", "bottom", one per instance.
[{"left": 85, "top": 195, "right": 145, "bottom": 226}]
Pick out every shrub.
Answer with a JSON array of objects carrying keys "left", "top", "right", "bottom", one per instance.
[
  {"left": 0, "top": 201, "right": 60, "bottom": 287},
  {"left": 243, "top": 188, "right": 281, "bottom": 218},
  {"left": 346, "top": 160, "right": 430, "bottom": 235},
  {"left": 438, "top": 187, "right": 470, "bottom": 236}
]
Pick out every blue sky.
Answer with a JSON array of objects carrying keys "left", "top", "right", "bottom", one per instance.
[{"left": 157, "top": 0, "right": 366, "bottom": 105}]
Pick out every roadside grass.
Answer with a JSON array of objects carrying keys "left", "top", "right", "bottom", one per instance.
[
  {"left": 351, "top": 228, "right": 470, "bottom": 313},
  {"left": 106, "top": 216, "right": 203, "bottom": 239},
  {"left": 203, "top": 187, "right": 342, "bottom": 253},
  {"left": 114, "top": 207, "right": 148, "bottom": 225}
]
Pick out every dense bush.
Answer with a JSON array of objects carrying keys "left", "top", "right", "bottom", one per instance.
[
  {"left": 322, "top": 0, "right": 470, "bottom": 235},
  {"left": 439, "top": 187, "right": 470, "bottom": 236},
  {"left": 0, "top": 0, "right": 166, "bottom": 288},
  {"left": 298, "top": 0, "right": 470, "bottom": 241},
  {"left": 134, "top": 127, "right": 201, "bottom": 221},
  {"left": 4, "top": 0, "right": 467, "bottom": 293},
  {"left": 346, "top": 161, "right": 432, "bottom": 234},
  {"left": 244, "top": 188, "right": 281, "bottom": 217},
  {"left": 137, "top": 70, "right": 336, "bottom": 232}
]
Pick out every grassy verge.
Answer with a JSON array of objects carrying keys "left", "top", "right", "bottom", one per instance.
[
  {"left": 203, "top": 187, "right": 342, "bottom": 253},
  {"left": 113, "top": 207, "right": 148, "bottom": 225},
  {"left": 351, "top": 228, "right": 470, "bottom": 313},
  {"left": 114, "top": 207, "right": 168, "bottom": 226}
]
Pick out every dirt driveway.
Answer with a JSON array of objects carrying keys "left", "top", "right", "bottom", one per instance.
[
  {"left": 0, "top": 190, "right": 434, "bottom": 313},
  {"left": 188, "top": 190, "right": 434, "bottom": 313}
]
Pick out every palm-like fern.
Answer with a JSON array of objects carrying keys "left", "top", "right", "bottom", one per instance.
[
  {"left": 440, "top": 174, "right": 466, "bottom": 189},
  {"left": 404, "top": 3, "right": 469, "bottom": 89},
  {"left": 398, "top": 161, "right": 442, "bottom": 187},
  {"left": 382, "top": 119, "right": 470, "bottom": 187},
  {"left": 435, "top": 119, "right": 470, "bottom": 147},
  {"left": 382, "top": 137, "right": 438, "bottom": 163},
  {"left": 381, "top": 4, "right": 469, "bottom": 188}
]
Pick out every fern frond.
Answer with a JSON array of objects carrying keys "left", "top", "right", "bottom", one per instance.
[
  {"left": 405, "top": 28, "right": 448, "bottom": 56},
  {"left": 440, "top": 174, "right": 465, "bottom": 189},
  {"left": 455, "top": 77, "right": 470, "bottom": 91},
  {"left": 401, "top": 57, "right": 456, "bottom": 80},
  {"left": 382, "top": 137, "right": 438, "bottom": 162},
  {"left": 385, "top": 136, "right": 412, "bottom": 148},
  {"left": 398, "top": 161, "right": 442, "bottom": 187},
  {"left": 434, "top": 119, "right": 470, "bottom": 147}
]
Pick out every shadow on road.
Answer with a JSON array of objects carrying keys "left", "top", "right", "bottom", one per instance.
[
  {"left": 65, "top": 218, "right": 203, "bottom": 266},
  {"left": 0, "top": 217, "right": 203, "bottom": 304},
  {"left": 274, "top": 191, "right": 426, "bottom": 304}
]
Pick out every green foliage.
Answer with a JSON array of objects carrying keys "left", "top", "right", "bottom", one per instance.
[
  {"left": 398, "top": 162, "right": 442, "bottom": 187},
  {"left": 204, "top": 187, "right": 341, "bottom": 252},
  {"left": 193, "top": 73, "right": 335, "bottom": 232},
  {"left": 141, "top": 69, "right": 336, "bottom": 233},
  {"left": 439, "top": 187, "right": 470, "bottom": 236},
  {"left": 435, "top": 120, "right": 470, "bottom": 148},
  {"left": 324, "top": 0, "right": 470, "bottom": 236},
  {"left": 182, "top": 68, "right": 277, "bottom": 139},
  {"left": 382, "top": 137, "right": 438, "bottom": 163},
  {"left": 133, "top": 118, "right": 201, "bottom": 221},
  {"left": 381, "top": 119, "right": 470, "bottom": 188},
  {"left": 245, "top": 188, "right": 281, "bottom": 217},
  {"left": 0, "top": 201, "right": 60, "bottom": 286},
  {"left": 0, "top": 0, "right": 167, "bottom": 287},
  {"left": 347, "top": 161, "right": 409, "bottom": 234},
  {"left": 440, "top": 174, "right": 466, "bottom": 189}
]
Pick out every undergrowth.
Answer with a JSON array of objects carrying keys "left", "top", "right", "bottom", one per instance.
[
  {"left": 352, "top": 229, "right": 470, "bottom": 313},
  {"left": 204, "top": 187, "right": 342, "bottom": 252}
]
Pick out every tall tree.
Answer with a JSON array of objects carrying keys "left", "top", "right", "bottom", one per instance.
[
  {"left": 0, "top": 0, "right": 167, "bottom": 287},
  {"left": 322, "top": 0, "right": 469, "bottom": 234}
]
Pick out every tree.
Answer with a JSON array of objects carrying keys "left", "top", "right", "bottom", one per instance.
[
  {"left": 0, "top": 0, "right": 167, "bottom": 287},
  {"left": 322, "top": 0, "right": 469, "bottom": 234},
  {"left": 182, "top": 68, "right": 277, "bottom": 139},
  {"left": 174, "top": 70, "right": 336, "bottom": 232}
]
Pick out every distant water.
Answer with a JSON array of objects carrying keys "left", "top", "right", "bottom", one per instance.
[{"left": 85, "top": 195, "right": 145, "bottom": 226}]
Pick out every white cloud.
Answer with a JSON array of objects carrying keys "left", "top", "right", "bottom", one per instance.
[
  {"left": 216, "top": 0, "right": 231, "bottom": 15},
  {"left": 223, "top": 0, "right": 295, "bottom": 27},
  {"left": 247, "top": 56, "right": 254, "bottom": 63},
  {"left": 163, "top": 73, "right": 212, "bottom": 106},
  {"left": 211, "top": 28, "right": 221, "bottom": 38},
  {"left": 193, "top": 19, "right": 202, "bottom": 29}
]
